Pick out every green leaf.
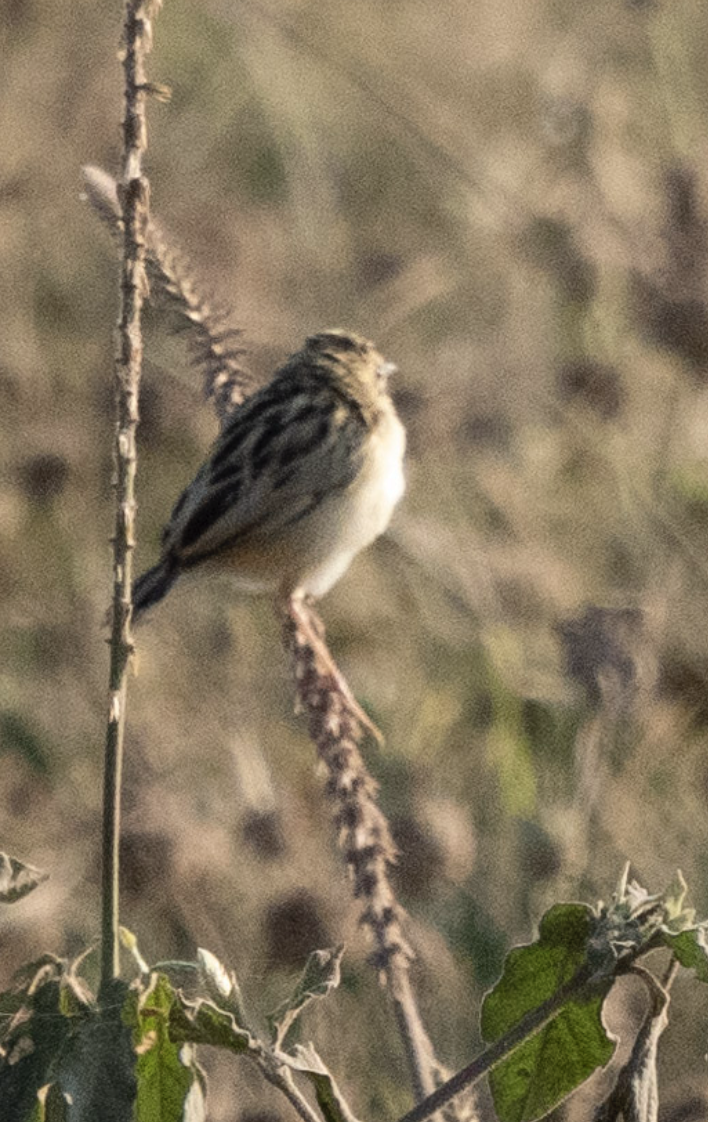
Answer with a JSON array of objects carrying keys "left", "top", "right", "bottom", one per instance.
[
  {"left": 28, "top": 1084, "right": 70, "bottom": 1122},
  {"left": 283, "top": 1043, "right": 362, "bottom": 1122},
  {"left": 126, "top": 974, "right": 193, "bottom": 1122},
  {"left": 596, "top": 869, "right": 696, "bottom": 959},
  {"left": 663, "top": 927, "right": 708, "bottom": 982},
  {"left": 196, "top": 949, "right": 232, "bottom": 1003},
  {"left": 119, "top": 927, "right": 150, "bottom": 976},
  {"left": 659, "top": 870, "right": 693, "bottom": 929},
  {"left": 0, "top": 958, "right": 111, "bottom": 1122},
  {"left": 54, "top": 982, "right": 135, "bottom": 1122},
  {"left": 44, "top": 1084, "right": 69, "bottom": 1122},
  {"left": 169, "top": 995, "right": 254, "bottom": 1054},
  {"left": 0, "top": 958, "right": 64, "bottom": 1054},
  {"left": 0, "top": 978, "right": 70, "bottom": 1122},
  {"left": 0, "top": 852, "right": 48, "bottom": 904},
  {"left": 58, "top": 964, "right": 94, "bottom": 1019},
  {"left": 179, "top": 1046, "right": 207, "bottom": 1122},
  {"left": 268, "top": 945, "right": 344, "bottom": 1048},
  {"left": 482, "top": 905, "right": 594, "bottom": 1037},
  {"left": 149, "top": 962, "right": 201, "bottom": 993},
  {"left": 24, "top": 1096, "right": 42, "bottom": 1122},
  {"left": 481, "top": 904, "right": 615, "bottom": 1122},
  {"left": 197, "top": 948, "right": 247, "bottom": 1025}
]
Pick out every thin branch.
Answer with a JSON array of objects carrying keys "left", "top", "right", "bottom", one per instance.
[
  {"left": 283, "top": 599, "right": 444, "bottom": 1104},
  {"left": 100, "top": 0, "right": 160, "bottom": 994},
  {"left": 394, "top": 967, "right": 599, "bottom": 1122},
  {"left": 661, "top": 956, "right": 680, "bottom": 991},
  {"left": 630, "top": 961, "right": 677, "bottom": 1007},
  {"left": 257, "top": 1057, "right": 323, "bottom": 1122}
]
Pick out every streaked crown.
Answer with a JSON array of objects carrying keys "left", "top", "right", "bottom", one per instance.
[{"left": 301, "top": 329, "right": 397, "bottom": 413}]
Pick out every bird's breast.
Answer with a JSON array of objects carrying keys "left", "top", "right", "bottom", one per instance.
[{"left": 336, "top": 406, "right": 406, "bottom": 544}]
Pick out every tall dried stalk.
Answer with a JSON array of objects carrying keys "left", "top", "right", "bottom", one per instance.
[
  {"left": 82, "top": 164, "right": 254, "bottom": 422},
  {"left": 283, "top": 599, "right": 443, "bottom": 1100},
  {"left": 85, "top": 176, "right": 449, "bottom": 1104},
  {"left": 101, "top": 0, "right": 161, "bottom": 992}
]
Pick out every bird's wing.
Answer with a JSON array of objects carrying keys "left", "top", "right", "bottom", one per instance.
[{"left": 164, "top": 383, "right": 368, "bottom": 565}]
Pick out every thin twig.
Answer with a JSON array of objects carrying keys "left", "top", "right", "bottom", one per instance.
[
  {"left": 258, "top": 1056, "right": 323, "bottom": 1122},
  {"left": 661, "top": 956, "right": 680, "bottom": 991},
  {"left": 100, "top": 0, "right": 160, "bottom": 994},
  {"left": 394, "top": 966, "right": 599, "bottom": 1122},
  {"left": 630, "top": 961, "right": 677, "bottom": 1007},
  {"left": 283, "top": 599, "right": 443, "bottom": 1103}
]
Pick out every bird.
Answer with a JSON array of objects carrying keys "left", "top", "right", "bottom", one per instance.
[{"left": 132, "top": 329, "right": 406, "bottom": 621}]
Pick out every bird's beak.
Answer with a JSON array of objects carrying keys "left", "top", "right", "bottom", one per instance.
[{"left": 377, "top": 361, "right": 397, "bottom": 381}]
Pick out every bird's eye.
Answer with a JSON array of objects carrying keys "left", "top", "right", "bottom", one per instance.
[{"left": 376, "top": 361, "right": 397, "bottom": 381}]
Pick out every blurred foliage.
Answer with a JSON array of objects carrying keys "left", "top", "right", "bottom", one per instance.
[{"left": 3, "top": 0, "right": 708, "bottom": 1118}]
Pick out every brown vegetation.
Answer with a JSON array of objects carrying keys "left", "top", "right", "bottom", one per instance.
[{"left": 2, "top": 1, "right": 708, "bottom": 1118}]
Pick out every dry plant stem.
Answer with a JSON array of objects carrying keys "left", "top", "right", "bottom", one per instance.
[
  {"left": 81, "top": 164, "right": 253, "bottom": 423},
  {"left": 258, "top": 1058, "right": 322, "bottom": 1122},
  {"left": 287, "top": 597, "right": 384, "bottom": 745},
  {"left": 661, "top": 957, "right": 680, "bottom": 991},
  {"left": 101, "top": 0, "right": 158, "bottom": 992},
  {"left": 283, "top": 598, "right": 440, "bottom": 1103}
]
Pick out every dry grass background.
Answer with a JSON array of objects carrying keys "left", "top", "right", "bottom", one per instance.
[{"left": 2, "top": 0, "right": 708, "bottom": 1118}]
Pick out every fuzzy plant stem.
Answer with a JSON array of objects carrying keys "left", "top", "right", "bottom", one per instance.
[
  {"left": 283, "top": 599, "right": 442, "bottom": 1103},
  {"left": 100, "top": 0, "right": 159, "bottom": 993},
  {"left": 81, "top": 164, "right": 253, "bottom": 423}
]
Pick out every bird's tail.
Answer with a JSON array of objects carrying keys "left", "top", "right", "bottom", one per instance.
[{"left": 132, "top": 557, "right": 179, "bottom": 622}]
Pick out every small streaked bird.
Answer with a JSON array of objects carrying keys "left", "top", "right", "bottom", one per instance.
[{"left": 132, "top": 330, "right": 406, "bottom": 620}]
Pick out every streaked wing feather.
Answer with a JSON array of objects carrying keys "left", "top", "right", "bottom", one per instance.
[{"left": 165, "top": 388, "right": 367, "bottom": 564}]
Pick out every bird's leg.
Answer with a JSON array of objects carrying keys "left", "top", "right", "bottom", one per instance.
[{"left": 284, "top": 593, "right": 384, "bottom": 746}]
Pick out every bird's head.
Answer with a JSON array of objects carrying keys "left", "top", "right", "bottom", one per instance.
[{"left": 302, "top": 330, "right": 397, "bottom": 412}]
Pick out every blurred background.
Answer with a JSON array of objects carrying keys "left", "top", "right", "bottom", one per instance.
[{"left": 2, "top": 0, "right": 708, "bottom": 1117}]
